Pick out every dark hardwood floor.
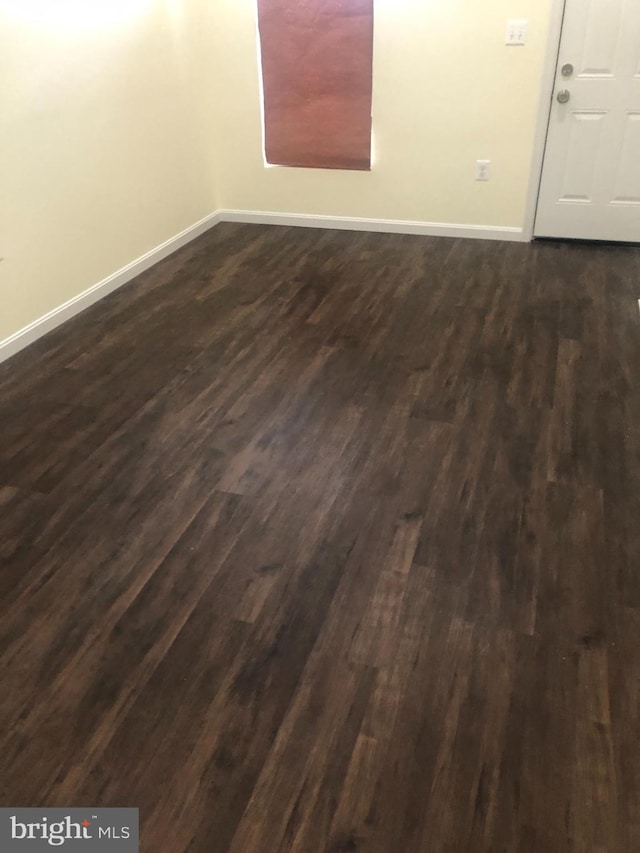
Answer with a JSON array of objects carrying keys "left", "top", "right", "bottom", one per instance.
[{"left": 1, "top": 223, "right": 640, "bottom": 852}]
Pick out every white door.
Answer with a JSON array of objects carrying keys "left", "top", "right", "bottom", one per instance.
[{"left": 535, "top": 0, "right": 640, "bottom": 242}]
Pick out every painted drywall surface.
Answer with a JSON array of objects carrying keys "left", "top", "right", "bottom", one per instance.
[
  {"left": 213, "top": 0, "right": 554, "bottom": 228},
  {"left": 0, "top": 0, "right": 218, "bottom": 341}
]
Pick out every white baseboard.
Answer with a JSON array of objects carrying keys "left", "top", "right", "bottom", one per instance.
[
  {"left": 219, "top": 209, "right": 526, "bottom": 242},
  {"left": 0, "top": 206, "right": 526, "bottom": 365},
  {"left": 0, "top": 210, "right": 222, "bottom": 365}
]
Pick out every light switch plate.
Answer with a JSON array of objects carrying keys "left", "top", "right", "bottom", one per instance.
[{"left": 506, "top": 20, "right": 528, "bottom": 45}]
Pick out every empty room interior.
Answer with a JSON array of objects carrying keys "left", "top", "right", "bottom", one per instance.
[{"left": 2, "top": 0, "right": 640, "bottom": 850}]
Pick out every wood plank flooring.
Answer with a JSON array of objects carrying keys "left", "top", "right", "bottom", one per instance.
[{"left": 1, "top": 224, "right": 640, "bottom": 852}]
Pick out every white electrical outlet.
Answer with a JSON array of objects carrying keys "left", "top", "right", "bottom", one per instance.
[
  {"left": 476, "top": 160, "right": 491, "bottom": 182},
  {"left": 506, "top": 20, "right": 528, "bottom": 45}
]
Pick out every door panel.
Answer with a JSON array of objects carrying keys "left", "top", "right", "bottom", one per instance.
[
  {"left": 535, "top": 0, "right": 640, "bottom": 241},
  {"left": 579, "top": 0, "right": 622, "bottom": 76},
  {"left": 612, "top": 113, "right": 640, "bottom": 204},
  {"left": 558, "top": 111, "right": 606, "bottom": 203}
]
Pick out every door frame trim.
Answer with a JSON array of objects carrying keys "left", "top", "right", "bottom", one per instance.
[{"left": 523, "top": 0, "right": 568, "bottom": 241}]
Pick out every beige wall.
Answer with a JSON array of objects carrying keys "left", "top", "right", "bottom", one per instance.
[
  {"left": 1, "top": 0, "right": 556, "bottom": 347},
  {"left": 0, "top": 0, "right": 218, "bottom": 342},
  {"left": 213, "top": 0, "right": 553, "bottom": 228}
]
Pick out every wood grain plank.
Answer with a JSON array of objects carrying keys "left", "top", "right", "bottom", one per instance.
[{"left": 1, "top": 224, "right": 638, "bottom": 852}]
